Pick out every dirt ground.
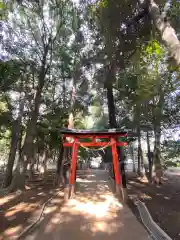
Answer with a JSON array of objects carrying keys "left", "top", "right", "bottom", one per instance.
[
  {"left": 127, "top": 169, "right": 180, "bottom": 240},
  {"left": 0, "top": 171, "right": 64, "bottom": 240},
  {"left": 1, "top": 169, "right": 180, "bottom": 240}
]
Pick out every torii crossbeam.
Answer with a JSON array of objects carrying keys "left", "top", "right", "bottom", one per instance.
[{"left": 60, "top": 128, "right": 129, "bottom": 200}]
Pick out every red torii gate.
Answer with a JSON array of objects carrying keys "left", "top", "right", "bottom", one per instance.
[{"left": 60, "top": 129, "right": 128, "bottom": 200}]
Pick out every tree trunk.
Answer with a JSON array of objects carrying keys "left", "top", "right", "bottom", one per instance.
[
  {"left": 54, "top": 144, "right": 64, "bottom": 186},
  {"left": 152, "top": 87, "right": 164, "bottom": 184},
  {"left": 18, "top": 126, "right": 23, "bottom": 160},
  {"left": 149, "top": 0, "right": 180, "bottom": 65},
  {"left": 137, "top": 131, "right": 141, "bottom": 175},
  {"left": 11, "top": 63, "right": 46, "bottom": 191},
  {"left": 62, "top": 147, "right": 72, "bottom": 187},
  {"left": 53, "top": 150, "right": 57, "bottom": 163},
  {"left": 42, "top": 149, "right": 48, "bottom": 180},
  {"left": 29, "top": 143, "right": 38, "bottom": 180},
  {"left": 29, "top": 162, "right": 35, "bottom": 180},
  {"left": 105, "top": 78, "right": 127, "bottom": 189},
  {"left": 4, "top": 95, "right": 24, "bottom": 188},
  {"left": 36, "top": 152, "right": 40, "bottom": 171},
  {"left": 4, "top": 120, "right": 20, "bottom": 188},
  {"left": 153, "top": 125, "right": 163, "bottom": 184},
  {"left": 106, "top": 84, "right": 117, "bottom": 128},
  {"left": 129, "top": 142, "right": 136, "bottom": 172},
  {"left": 146, "top": 131, "right": 153, "bottom": 181},
  {"left": 137, "top": 127, "right": 145, "bottom": 176}
]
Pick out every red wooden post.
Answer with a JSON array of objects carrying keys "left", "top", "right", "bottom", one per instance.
[
  {"left": 111, "top": 137, "right": 122, "bottom": 196},
  {"left": 69, "top": 138, "right": 78, "bottom": 198}
]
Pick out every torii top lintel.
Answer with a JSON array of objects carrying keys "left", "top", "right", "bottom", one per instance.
[{"left": 60, "top": 128, "right": 129, "bottom": 147}]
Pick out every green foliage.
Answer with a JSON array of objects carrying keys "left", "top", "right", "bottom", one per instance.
[
  {"left": 78, "top": 147, "right": 88, "bottom": 161},
  {"left": 167, "top": 0, "right": 180, "bottom": 31},
  {"left": 165, "top": 160, "right": 180, "bottom": 167},
  {"left": 0, "top": 61, "right": 21, "bottom": 92},
  {"left": 162, "top": 140, "right": 180, "bottom": 161},
  {"left": 144, "top": 40, "right": 163, "bottom": 57},
  {"left": 0, "top": 0, "right": 9, "bottom": 20},
  {"left": 98, "top": 0, "right": 108, "bottom": 8}
]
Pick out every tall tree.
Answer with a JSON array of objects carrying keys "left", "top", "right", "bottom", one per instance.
[{"left": 2, "top": 0, "right": 82, "bottom": 190}]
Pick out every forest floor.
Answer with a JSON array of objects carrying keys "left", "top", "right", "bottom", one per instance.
[
  {"left": 127, "top": 168, "right": 180, "bottom": 240},
  {"left": 0, "top": 171, "right": 64, "bottom": 240}
]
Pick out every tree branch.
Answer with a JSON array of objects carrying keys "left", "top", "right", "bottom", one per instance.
[
  {"left": 36, "top": 0, "right": 50, "bottom": 49},
  {"left": 149, "top": 0, "right": 180, "bottom": 65},
  {"left": 24, "top": 13, "right": 44, "bottom": 61}
]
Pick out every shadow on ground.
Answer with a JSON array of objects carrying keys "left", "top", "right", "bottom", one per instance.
[
  {"left": 127, "top": 171, "right": 180, "bottom": 240},
  {"left": 0, "top": 170, "right": 63, "bottom": 240},
  {"left": 24, "top": 170, "right": 149, "bottom": 240}
]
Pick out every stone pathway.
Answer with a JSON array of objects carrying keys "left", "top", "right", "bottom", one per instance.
[{"left": 25, "top": 170, "right": 151, "bottom": 240}]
